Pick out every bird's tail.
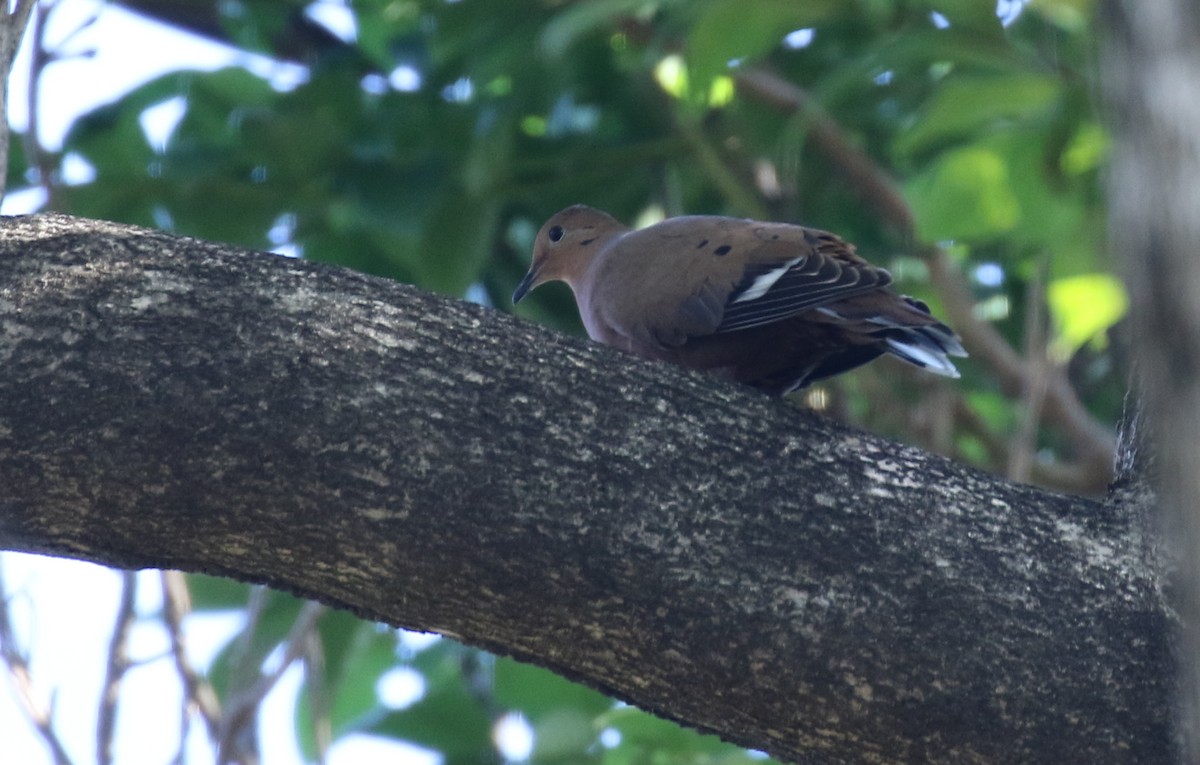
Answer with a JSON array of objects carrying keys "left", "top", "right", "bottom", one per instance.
[{"left": 880, "top": 297, "right": 967, "bottom": 378}]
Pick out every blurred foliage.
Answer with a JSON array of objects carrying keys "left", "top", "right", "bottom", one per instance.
[
  {"left": 188, "top": 574, "right": 774, "bottom": 763},
  {"left": 22, "top": 0, "right": 1125, "bottom": 760}
]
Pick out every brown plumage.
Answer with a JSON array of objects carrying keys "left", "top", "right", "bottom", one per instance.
[{"left": 513, "top": 205, "right": 966, "bottom": 395}]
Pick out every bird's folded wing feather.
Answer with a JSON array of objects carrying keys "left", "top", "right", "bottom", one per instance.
[
  {"left": 675, "top": 232, "right": 892, "bottom": 337},
  {"left": 594, "top": 221, "right": 891, "bottom": 350}
]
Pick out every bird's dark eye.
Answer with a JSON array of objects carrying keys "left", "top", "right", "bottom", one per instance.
[{"left": 548, "top": 225, "right": 565, "bottom": 242}]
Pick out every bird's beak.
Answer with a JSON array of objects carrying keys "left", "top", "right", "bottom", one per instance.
[{"left": 512, "top": 267, "right": 539, "bottom": 304}]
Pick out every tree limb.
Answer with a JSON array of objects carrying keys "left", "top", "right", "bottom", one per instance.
[{"left": 0, "top": 213, "right": 1173, "bottom": 764}]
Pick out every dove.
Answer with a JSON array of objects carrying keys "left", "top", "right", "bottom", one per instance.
[{"left": 512, "top": 205, "right": 965, "bottom": 395}]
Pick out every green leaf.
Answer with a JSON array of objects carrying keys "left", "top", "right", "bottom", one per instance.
[
  {"left": 1061, "top": 121, "right": 1110, "bottom": 176},
  {"left": 494, "top": 656, "right": 611, "bottom": 720},
  {"left": 5, "top": 130, "right": 30, "bottom": 195},
  {"left": 894, "top": 73, "right": 1060, "bottom": 157},
  {"left": 541, "top": 0, "right": 660, "bottom": 57},
  {"left": 688, "top": 0, "right": 842, "bottom": 88},
  {"left": 1046, "top": 273, "right": 1128, "bottom": 356},
  {"left": 928, "top": 0, "right": 1005, "bottom": 32},
  {"left": 370, "top": 693, "right": 492, "bottom": 765},
  {"left": 1028, "top": 0, "right": 1093, "bottom": 31},
  {"left": 981, "top": 132, "right": 1093, "bottom": 273},
  {"left": 352, "top": 0, "right": 423, "bottom": 68},
  {"left": 905, "top": 146, "right": 1020, "bottom": 241},
  {"left": 417, "top": 191, "right": 501, "bottom": 295},
  {"left": 493, "top": 656, "right": 612, "bottom": 760},
  {"left": 597, "top": 706, "right": 782, "bottom": 765},
  {"left": 186, "top": 574, "right": 252, "bottom": 611}
]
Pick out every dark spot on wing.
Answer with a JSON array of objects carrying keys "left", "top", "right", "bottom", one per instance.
[
  {"left": 714, "top": 244, "right": 732, "bottom": 256},
  {"left": 696, "top": 239, "right": 709, "bottom": 249}
]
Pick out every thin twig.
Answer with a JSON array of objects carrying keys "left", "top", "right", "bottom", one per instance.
[
  {"left": 734, "top": 67, "right": 1116, "bottom": 483},
  {"left": 735, "top": 68, "right": 915, "bottom": 230},
  {"left": 303, "top": 630, "right": 332, "bottom": 765},
  {"left": 24, "top": 1, "right": 102, "bottom": 208},
  {"left": 953, "top": 397, "right": 1102, "bottom": 493},
  {"left": 229, "top": 585, "right": 270, "bottom": 686},
  {"left": 0, "top": 0, "right": 39, "bottom": 202},
  {"left": 160, "top": 569, "right": 221, "bottom": 752},
  {"left": 97, "top": 570, "right": 138, "bottom": 765},
  {"left": 924, "top": 248, "right": 1114, "bottom": 476},
  {"left": 1007, "top": 258, "right": 1052, "bottom": 482},
  {"left": 24, "top": 1, "right": 54, "bottom": 204},
  {"left": 217, "top": 601, "right": 326, "bottom": 765},
  {"left": 0, "top": 562, "right": 76, "bottom": 765}
]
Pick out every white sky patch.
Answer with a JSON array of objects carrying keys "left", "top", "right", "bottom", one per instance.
[
  {"left": 140, "top": 96, "right": 188, "bottom": 150},
  {"left": 996, "top": 0, "right": 1028, "bottom": 26},
  {"left": 362, "top": 72, "right": 389, "bottom": 94},
  {"left": 974, "top": 262, "right": 1005, "bottom": 287},
  {"left": 442, "top": 76, "right": 473, "bottom": 103},
  {"left": 60, "top": 151, "right": 96, "bottom": 184},
  {"left": 783, "top": 28, "right": 814, "bottom": 49},
  {"left": 305, "top": 0, "right": 358, "bottom": 42},
  {"left": 13, "top": 1, "right": 308, "bottom": 151},
  {"left": 269, "top": 212, "right": 301, "bottom": 258},
  {"left": 400, "top": 631, "right": 441, "bottom": 652},
  {"left": 464, "top": 282, "right": 491, "bottom": 306},
  {"left": 1, "top": 186, "right": 48, "bottom": 214},
  {"left": 327, "top": 734, "right": 440, "bottom": 765},
  {"left": 389, "top": 64, "right": 422, "bottom": 92},
  {"left": 493, "top": 711, "right": 535, "bottom": 760},
  {"left": 930, "top": 11, "right": 950, "bottom": 29},
  {"left": 377, "top": 666, "right": 426, "bottom": 709},
  {"left": 17, "top": 3, "right": 236, "bottom": 150}
]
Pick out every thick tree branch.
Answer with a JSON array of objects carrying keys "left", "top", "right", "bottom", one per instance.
[{"left": 0, "top": 213, "right": 1172, "bottom": 764}]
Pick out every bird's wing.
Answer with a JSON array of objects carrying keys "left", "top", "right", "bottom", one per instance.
[
  {"left": 591, "top": 218, "right": 891, "bottom": 349},
  {"left": 704, "top": 228, "right": 891, "bottom": 334}
]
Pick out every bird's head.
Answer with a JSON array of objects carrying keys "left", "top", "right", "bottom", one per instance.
[{"left": 512, "top": 205, "right": 627, "bottom": 304}]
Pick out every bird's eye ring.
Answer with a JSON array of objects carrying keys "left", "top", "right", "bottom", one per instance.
[{"left": 548, "top": 225, "right": 565, "bottom": 242}]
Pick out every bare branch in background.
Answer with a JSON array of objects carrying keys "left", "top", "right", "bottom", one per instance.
[
  {"left": 303, "top": 630, "right": 333, "bottom": 765},
  {"left": 1007, "top": 259, "right": 1052, "bottom": 482},
  {"left": 97, "top": 571, "right": 138, "bottom": 765},
  {"left": 0, "top": 564, "right": 76, "bottom": 765},
  {"left": 0, "top": 0, "right": 38, "bottom": 202},
  {"left": 160, "top": 570, "right": 221, "bottom": 748},
  {"left": 217, "top": 601, "right": 326, "bottom": 765},
  {"left": 25, "top": 1, "right": 55, "bottom": 205}
]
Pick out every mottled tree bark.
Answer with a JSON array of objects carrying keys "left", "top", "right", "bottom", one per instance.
[
  {"left": 1103, "top": 0, "right": 1200, "bottom": 761},
  {"left": 0, "top": 214, "right": 1172, "bottom": 764}
]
